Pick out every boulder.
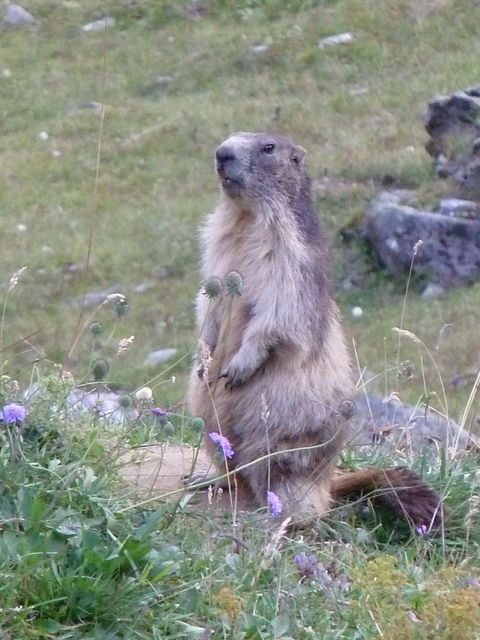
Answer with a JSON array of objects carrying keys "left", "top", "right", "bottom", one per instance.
[
  {"left": 424, "top": 87, "right": 480, "bottom": 195},
  {"left": 352, "top": 392, "right": 478, "bottom": 453},
  {"left": 364, "top": 191, "right": 480, "bottom": 288}
]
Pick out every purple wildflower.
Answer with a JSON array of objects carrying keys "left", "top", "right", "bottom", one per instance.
[
  {"left": 267, "top": 490, "right": 282, "bottom": 517},
  {"left": 416, "top": 524, "right": 428, "bottom": 536},
  {"left": 209, "top": 432, "right": 234, "bottom": 458},
  {"left": 151, "top": 407, "right": 167, "bottom": 416},
  {"left": 294, "top": 552, "right": 319, "bottom": 578},
  {"left": 294, "top": 553, "right": 350, "bottom": 593},
  {"left": 1, "top": 403, "right": 28, "bottom": 423}
]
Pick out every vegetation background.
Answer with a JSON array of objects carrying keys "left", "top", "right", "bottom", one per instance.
[{"left": 2, "top": 0, "right": 480, "bottom": 638}]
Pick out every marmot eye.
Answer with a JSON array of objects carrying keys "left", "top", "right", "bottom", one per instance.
[{"left": 262, "top": 143, "right": 276, "bottom": 154}]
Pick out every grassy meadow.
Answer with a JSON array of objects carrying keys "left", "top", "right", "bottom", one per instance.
[{"left": 2, "top": 0, "right": 480, "bottom": 637}]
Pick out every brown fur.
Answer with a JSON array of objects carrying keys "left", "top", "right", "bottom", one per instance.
[
  {"left": 333, "top": 467, "right": 444, "bottom": 529},
  {"left": 187, "top": 132, "right": 443, "bottom": 530}
]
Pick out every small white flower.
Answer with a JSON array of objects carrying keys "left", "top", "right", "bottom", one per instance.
[
  {"left": 16, "top": 223, "right": 27, "bottom": 232},
  {"left": 351, "top": 306, "right": 363, "bottom": 318},
  {"left": 135, "top": 386, "right": 153, "bottom": 401},
  {"left": 38, "top": 131, "right": 49, "bottom": 141}
]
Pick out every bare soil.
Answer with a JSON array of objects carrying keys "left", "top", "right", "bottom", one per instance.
[{"left": 120, "top": 444, "right": 252, "bottom": 512}]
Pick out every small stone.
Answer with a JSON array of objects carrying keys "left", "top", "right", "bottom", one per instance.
[
  {"left": 79, "top": 101, "right": 102, "bottom": 110},
  {"left": 349, "top": 86, "right": 369, "bottom": 97},
  {"left": 251, "top": 44, "right": 269, "bottom": 54},
  {"left": 67, "top": 286, "right": 124, "bottom": 308},
  {"left": 81, "top": 16, "right": 115, "bottom": 32},
  {"left": 318, "top": 32, "right": 353, "bottom": 48},
  {"left": 144, "top": 348, "right": 177, "bottom": 367},
  {"left": 152, "top": 75, "right": 173, "bottom": 87},
  {"left": 421, "top": 283, "right": 446, "bottom": 300},
  {"left": 132, "top": 280, "right": 156, "bottom": 294},
  {"left": 4, "top": 3, "right": 38, "bottom": 26}
]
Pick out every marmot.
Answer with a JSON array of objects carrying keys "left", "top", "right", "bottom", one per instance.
[{"left": 187, "top": 132, "right": 443, "bottom": 530}]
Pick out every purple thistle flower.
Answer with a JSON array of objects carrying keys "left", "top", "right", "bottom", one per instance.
[
  {"left": 267, "top": 490, "right": 282, "bottom": 517},
  {"left": 209, "top": 432, "right": 234, "bottom": 458},
  {"left": 151, "top": 407, "right": 167, "bottom": 416},
  {"left": 1, "top": 403, "right": 28, "bottom": 424}
]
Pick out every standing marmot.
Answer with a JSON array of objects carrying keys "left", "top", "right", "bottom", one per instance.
[{"left": 187, "top": 132, "right": 443, "bottom": 529}]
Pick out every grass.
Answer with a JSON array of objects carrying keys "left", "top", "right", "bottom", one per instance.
[{"left": 2, "top": 0, "right": 480, "bottom": 637}]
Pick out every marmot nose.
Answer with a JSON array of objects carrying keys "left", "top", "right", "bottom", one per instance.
[{"left": 215, "top": 146, "right": 236, "bottom": 165}]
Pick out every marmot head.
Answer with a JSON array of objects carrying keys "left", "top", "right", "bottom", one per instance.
[{"left": 215, "top": 132, "right": 307, "bottom": 205}]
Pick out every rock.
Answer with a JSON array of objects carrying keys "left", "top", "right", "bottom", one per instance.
[
  {"left": 66, "top": 388, "right": 138, "bottom": 424},
  {"left": 78, "top": 101, "right": 103, "bottom": 111},
  {"left": 364, "top": 192, "right": 480, "bottom": 288},
  {"left": 349, "top": 86, "right": 369, "bottom": 97},
  {"left": 424, "top": 87, "right": 480, "bottom": 194},
  {"left": 318, "top": 32, "right": 353, "bottom": 48},
  {"left": 438, "top": 198, "right": 478, "bottom": 218},
  {"left": 81, "top": 16, "right": 115, "bottom": 32},
  {"left": 138, "top": 76, "right": 174, "bottom": 97},
  {"left": 144, "top": 348, "right": 177, "bottom": 367},
  {"left": 24, "top": 384, "right": 138, "bottom": 425},
  {"left": 420, "top": 282, "right": 445, "bottom": 300},
  {"left": 132, "top": 280, "right": 156, "bottom": 294},
  {"left": 352, "top": 392, "right": 479, "bottom": 453},
  {"left": 250, "top": 44, "right": 269, "bottom": 55},
  {"left": 4, "top": 3, "right": 38, "bottom": 26},
  {"left": 67, "top": 286, "right": 124, "bottom": 308}
]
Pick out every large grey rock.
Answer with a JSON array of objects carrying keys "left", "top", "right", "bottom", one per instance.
[
  {"left": 364, "top": 191, "right": 480, "bottom": 288},
  {"left": 352, "top": 392, "right": 478, "bottom": 453}
]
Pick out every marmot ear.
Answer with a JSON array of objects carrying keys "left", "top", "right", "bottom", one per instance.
[{"left": 291, "top": 145, "right": 307, "bottom": 165}]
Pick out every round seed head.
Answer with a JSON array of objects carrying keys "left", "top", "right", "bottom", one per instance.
[
  {"left": 89, "top": 321, "right": 104, "bottom": 337},
  {"left": 191, "top": 417, "right": 205, "bottom": 433},
  {"left": 119, "top": 394, "right": 133, "bottom": 408},
  {"left": 114, "top": 299, "right": 129, "bottom": 318},
  {"left": 163, "top": 421, "right": 174, "bottom": 436},
  {"left": 92, "top": 359, "right": 109, "bottom": 381},
  {"left": 224, "top": 271, "right": 243, "bottom": 296},
  {"left": 203, "top": 276, "right": 223, "bottom": 300}
]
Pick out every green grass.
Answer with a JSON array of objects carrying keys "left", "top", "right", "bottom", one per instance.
[
  {"left": 2, "top": 0, "right": 480, "bottom": 636},
  {"left": 1, "top": 385, "right": 480, "bottom": 639}
]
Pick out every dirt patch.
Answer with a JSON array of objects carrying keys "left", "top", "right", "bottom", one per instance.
[{"left": 120, "top": 444, "right": 252, "bottom": 513}]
